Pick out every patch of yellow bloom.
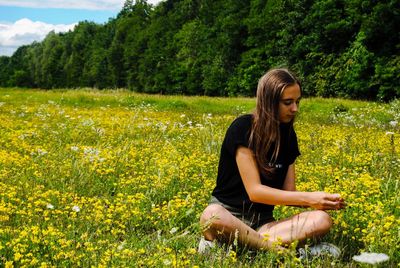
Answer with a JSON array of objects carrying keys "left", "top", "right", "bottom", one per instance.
[{"left": 0, "top": 89, "right": 398, "bottom": 266}]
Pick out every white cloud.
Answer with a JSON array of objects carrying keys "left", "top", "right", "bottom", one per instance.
[
  {"left": 0, "top": 0, "right": 164, "bottom": 56},
  {"left": 0, "top": 0, "right": 163, "bottom": 10},
  {"left": 147, "top": 0, "right": 163, "bottom": 5},
  {"left": 0, "top": 18, "right": 76, "bottom": 56}
]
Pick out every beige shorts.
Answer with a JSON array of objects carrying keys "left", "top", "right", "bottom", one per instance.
[{"left": 209, "top": 196, "right": 275, "bottom": 230}]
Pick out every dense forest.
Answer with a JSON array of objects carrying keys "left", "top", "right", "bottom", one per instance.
[{"left": 0, "top": 0, "right": 399, "bottom": 100}]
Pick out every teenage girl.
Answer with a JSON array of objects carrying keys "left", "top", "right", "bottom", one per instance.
[{"left": 199, "top": 68, "right": 345, "bottom": 252}]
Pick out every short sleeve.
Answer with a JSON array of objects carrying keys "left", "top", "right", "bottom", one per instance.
[{"left": 223, "top": 115, "right": 252, "bottom": 156}]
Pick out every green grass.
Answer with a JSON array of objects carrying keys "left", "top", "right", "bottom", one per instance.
[{"left": 0, "top": 88, "right": 399, "bottom": 267}]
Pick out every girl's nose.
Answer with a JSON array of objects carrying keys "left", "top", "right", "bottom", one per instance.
[{"left": 291, "top": 103, "right": 298, "bottom": 112}]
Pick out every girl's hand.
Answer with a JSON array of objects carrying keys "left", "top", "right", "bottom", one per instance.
[{"left": 308, "top": 192, "right": 346, "bottom": 210}]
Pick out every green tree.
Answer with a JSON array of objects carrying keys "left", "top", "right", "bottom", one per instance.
[
  {"left": 173, "top": 19, "right": 207, "bottom": 94},
  {"left": 0, "top": 56, "right": 11, "bottom": 86},
  {"left": 198, "top": 0, "right": 250, "bottom": 95},
  {"left": 0, "top": 0, "right": 398, "bottom": 100},
  {"left": 39, "top": 31, "right": 66, "bottom": 88},
  {"left": 64, "top": 21, "right": 97, "bottom": 87},
  {"left": 120, "top": 0, "right": 152, "bottom": 91},
  {"left": 136, "top": 1, "right": 186, "bottom": 94},
  {"left": 373, "top": 56, "right": 400, "bottom": 101},
  {"left": 7, "top": 45, "right": 34, "bottom": 87},
  {"left": 361, "top": 0, "right": 400, "bottom": 56}
]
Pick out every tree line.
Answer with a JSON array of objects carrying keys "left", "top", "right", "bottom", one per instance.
[{"left": 0, "top": 0, "right": 398, "bottom": 100}]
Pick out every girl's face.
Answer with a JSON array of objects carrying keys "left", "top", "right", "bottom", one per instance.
[{"left": 278, "top": 83, "right": 301, "bottom": 123}]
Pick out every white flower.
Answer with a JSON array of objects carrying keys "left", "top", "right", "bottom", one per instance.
[
  {"left": 93, "top": 127, "right": 105, "bottom": 136},
  {"left": 163, "top": 260, "right": 172, "bottom": 266},
  {"left": 169, "top": 227, "right": 178, "bottom": 234},
  {"left": 46, "top": 203, "right": 54, "bottom": 209},
  {"left": 385, "top": 131, "right": 395, "bottom": 135},
  {"left": 32, "top": 148, "right": 48, "bottom": 156},
  {"left": 157, "top": 229, "right": 162, "bottom": 239},
  {"left": 38, "top": 149, "right": 48, "bottom": 155},
  {"left": 81, "top": 118, "right": 94, "bottom": 127},
  {"left": 389, "top": 120, "right": 398, "bottom": 127},
  {"left": 117, "top": 241, "right": 126, "bottom": 251},
  {"left": 72, "top": 205, "right": 81, "bottom": 212},
  {"left": 83, "top": 147, "right": 100, "bottom": 156},
  {"left": 352, "top": 252, "right": 389, "bottom": 264},
  {"left": 70, "top": 146, "right": 79, "bottom": 152}
]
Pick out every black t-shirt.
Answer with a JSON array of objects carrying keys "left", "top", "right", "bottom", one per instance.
[{"left": 212, "top": 114, "right": 300, "bottom": 216}]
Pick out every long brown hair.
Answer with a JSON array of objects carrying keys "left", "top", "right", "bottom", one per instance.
[{"left": 249, "top": 68, "right": 301, "bottom": 176}]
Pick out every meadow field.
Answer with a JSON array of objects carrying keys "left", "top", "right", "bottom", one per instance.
[{"left": 0, "top": 88, "right": 399, "bottom": 267}]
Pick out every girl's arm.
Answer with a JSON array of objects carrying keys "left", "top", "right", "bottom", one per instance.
[
  {"left": 282, "top": 164, "right": 296, "bottom": 191},
  {"left": 236, "top": 146, "right": 345, "bottom": 210},
  {"left": 283, "top": 164, "right": 312, "bottom": 208}
]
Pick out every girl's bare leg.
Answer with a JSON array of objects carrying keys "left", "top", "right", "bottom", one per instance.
[
  {"left": 200, "top": 205, "right": 332, "bottom": 249},
  {"left": 200, "top": 204, "right": 274, "bottom": 250},
  {"left": 257, "top": 210, "right": 332, "bottom": 245}
]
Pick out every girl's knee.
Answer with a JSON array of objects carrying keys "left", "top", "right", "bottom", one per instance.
[
  {"left": 312, "top": 210, "right": 333, "bottom": 234},
  {"left": 200, "top": 204, "right": 236, "bottom": 231},
  {"left": 200, "top": 204, "right": 227, "bottom": 225},
  {"left": 200, "top": 204, "right": 233, "bottom": 241}
]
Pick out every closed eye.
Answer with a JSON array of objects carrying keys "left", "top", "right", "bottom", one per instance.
[{"left": 281, "top": 99, "right": 301, "bottom": 106}]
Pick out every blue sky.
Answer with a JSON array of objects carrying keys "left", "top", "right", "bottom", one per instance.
[
  {"left": 0, "top": 0, "right": 162, "bottom": 56},
  {"left": 0, "top": 6, "right": 117, "bottom": 24}
]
